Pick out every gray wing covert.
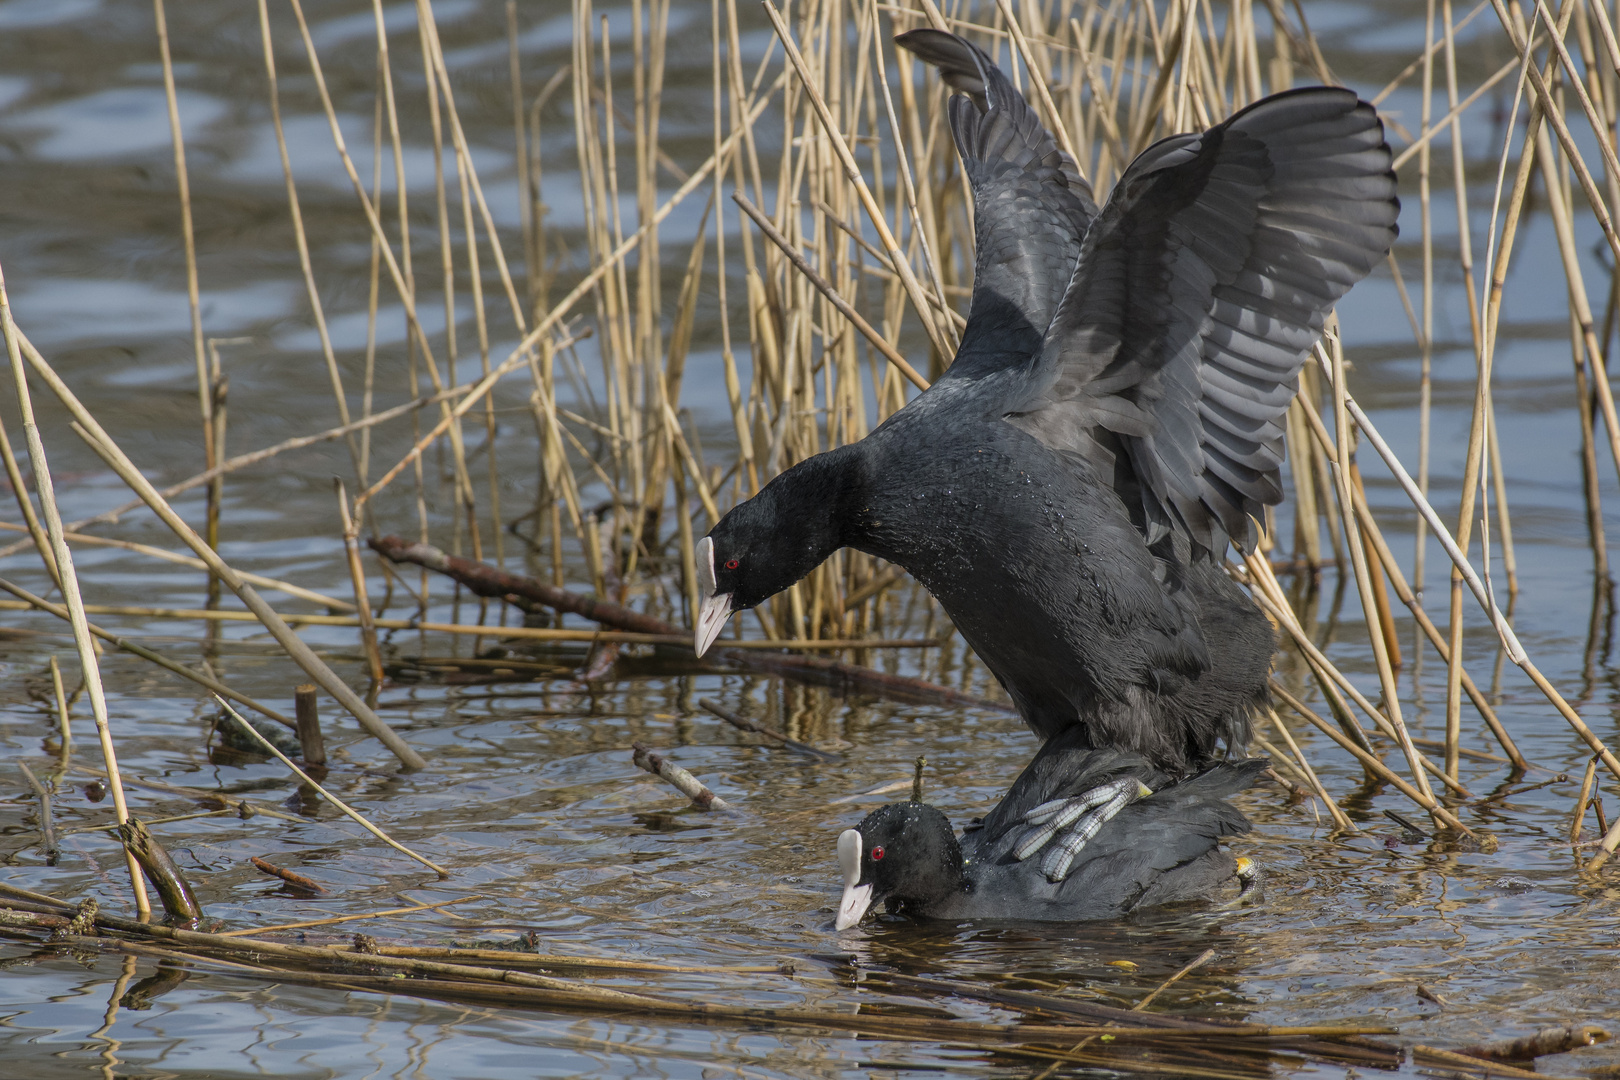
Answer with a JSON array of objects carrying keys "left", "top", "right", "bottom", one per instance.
[
  {"left": 895, "top": 30, "right": 1096, "bottom": 377},
  {"left": 1005, "top": 88, "right": 1400, "bottom": 555}
]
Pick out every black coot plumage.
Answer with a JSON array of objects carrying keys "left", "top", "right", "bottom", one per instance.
[
  {"left": 835, "top": 732, "right": 1267, "bottom": 928},
  {"left": 697, "top": 31, "right": 1399, "bottom": 877}
]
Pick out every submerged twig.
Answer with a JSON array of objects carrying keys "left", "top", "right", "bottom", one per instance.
[
  {"left": 248, "top": 856, "right": 329, "bottom": 897},
  {"left": 17, "top": 762, "right": 58, "bottom": 864},
  {"left": 213, "top": 698, "right": 447, "bottom": 876},
  {"left": 698, "top": 698, "right": 840, "bottom": 760}
]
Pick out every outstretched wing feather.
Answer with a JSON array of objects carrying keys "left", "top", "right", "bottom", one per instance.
[
  {"left": 895, "top": 30, "right": 1097, "bottom": 378},
  {"left": 1007, "top": 87, "right": 1399, "bottom": 554}
]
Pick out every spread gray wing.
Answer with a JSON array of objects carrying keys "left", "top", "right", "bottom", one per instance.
[
  {"left": 895, "top": 30, "right": 1097, "bottom": 379},
  {"left": 1006, "top": 87, "right": 1400, "bottom": 556}
]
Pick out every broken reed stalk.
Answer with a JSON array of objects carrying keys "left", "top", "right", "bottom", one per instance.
[
  {"left": 116, "top": 817, "right": 203, "bottom": 925},
  {"left": 248, "top": 856, "right": 330, "bottom": 896},
  {"left": 631, "top": 742, "right": 732, "bottom": 810},
  {"left": 213, "top": 698, "right": 446, "bottom": 876},
  {"left": 293, "top": 684, "right": 326, "bottom": 769},
  {"left": 1131, "top": 947, "right": 1216, "bottom": 1012},
  {"left": 1, "top": 262, "right": 150, "bottom": 916}
]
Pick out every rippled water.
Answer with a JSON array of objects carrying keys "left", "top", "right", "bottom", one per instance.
[{"left": 2, "top": 1, "right": 1619, "bottom": 1077}]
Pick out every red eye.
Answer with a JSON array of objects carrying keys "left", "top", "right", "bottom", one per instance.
[
  {"left": 871, "top": 846, "right": 885, "bottom": 861},
  {"left": 725, "top": 559, "right": 739, "bottom": 570}
]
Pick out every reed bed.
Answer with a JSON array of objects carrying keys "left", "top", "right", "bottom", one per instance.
[{"left": 4, "top": 0, "right": 1620, "bottom": 940}]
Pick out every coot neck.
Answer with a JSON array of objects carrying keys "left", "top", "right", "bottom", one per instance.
[{"left": 763, "top": 442, "right": 862, "bottom": 572}]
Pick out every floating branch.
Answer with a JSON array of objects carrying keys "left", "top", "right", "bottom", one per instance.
[
  {"left": 631, "top": 742, "right": 732, "bottom": 811},
  {"left": 369, "top": 536, "right": 1008, "bottom": 711}
]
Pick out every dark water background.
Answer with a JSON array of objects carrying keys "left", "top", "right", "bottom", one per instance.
[{"left": 1, "top": 0, "right": 1619, "bottom": 1076}]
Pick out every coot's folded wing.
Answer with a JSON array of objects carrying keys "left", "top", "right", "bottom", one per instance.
[
  {"left": 895, "top": 30, "right": 1096, "bottom": 378},
  {"left": 1006, "top": 88, "right": 1399, "bottom": 556}
]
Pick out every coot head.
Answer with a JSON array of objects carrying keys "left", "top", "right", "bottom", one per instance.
[
  {"left": 835, "top": 802, "right": 965, "bottom": 930},
  {"left": 695, "top": 465, "right": 847, "bottom": 655}
]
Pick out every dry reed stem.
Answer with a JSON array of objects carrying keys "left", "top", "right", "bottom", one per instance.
[
  {"left": 335, "top": 480, "right": 384, "bottom": 686},
  {"left": 1288, "top": 375, "right": 1526, "bottom": 767},
  {"left": 1570, "top": 754, "right": 1600, "bottom": 841},
  {"left": 0, "top": 597, "right": 935, "bottom": 650},
  {"left": 1326, "top": 330, "right": 1437, "bottom": 818},
  {"left": 0, "top": 522, "right": 352, "bottom": 611},
  {"left": 213, "top": 897, "right": 479, "bottom": 938},
  {"left": 0, "top": 385, "right": 474, "bottom": 564},
  {"left": 0, "top": 410, "right": 60, "bottom": 590},
  {"left": 762, "top": 0, "right": 954, "bottom": 360},
  {"left": 256, "top": 0, "right": 364, "bottom": 487},
  {"left": 151, "top": 0, "right": 213, "bottom": 526},
  {"left": 6, "top": 323, "right": 425, "bottom": 769},
  {"left": 734, "top": 192, "right": 929, "bottom": 388},
  {"left": 1269, "top": 682, "right": 1474, "bottom": 836},
  {"left": 0, "top": 266, "right": 149, "bottom": 915},
  {"left": 1247, "top": 573, "right": 1472, "bottom": 800},
  {"left": 1264, "top": 708, "right": 1357, "bottom": 833},
  {"left": 0, "top": 578, "right": 298, "bottom": 728},
  {"left": 1336, "top": 379, "right": 1620, "bottom": 804},
  {"left": 214, "top": 698, "right": 446, "bottom": 875},
  {"left": 48, "top": 654, "right": 71, "bottom": 757}
]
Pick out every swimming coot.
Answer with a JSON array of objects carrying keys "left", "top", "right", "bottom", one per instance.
[
  {"left": 835, "top": 733, "right": 1266, "bottom": 928},
  {"left": 698, "top": 31, "right": 1398, "bottom": 876}
]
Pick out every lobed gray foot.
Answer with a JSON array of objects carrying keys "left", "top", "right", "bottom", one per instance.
[{"left": 1012, "top": 776, "right": 1154, "bottom": 882}]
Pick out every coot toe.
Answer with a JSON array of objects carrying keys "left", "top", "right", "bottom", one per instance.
[{"left": 1011, "top": 774, "right": 1153, "bottom": 881}]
